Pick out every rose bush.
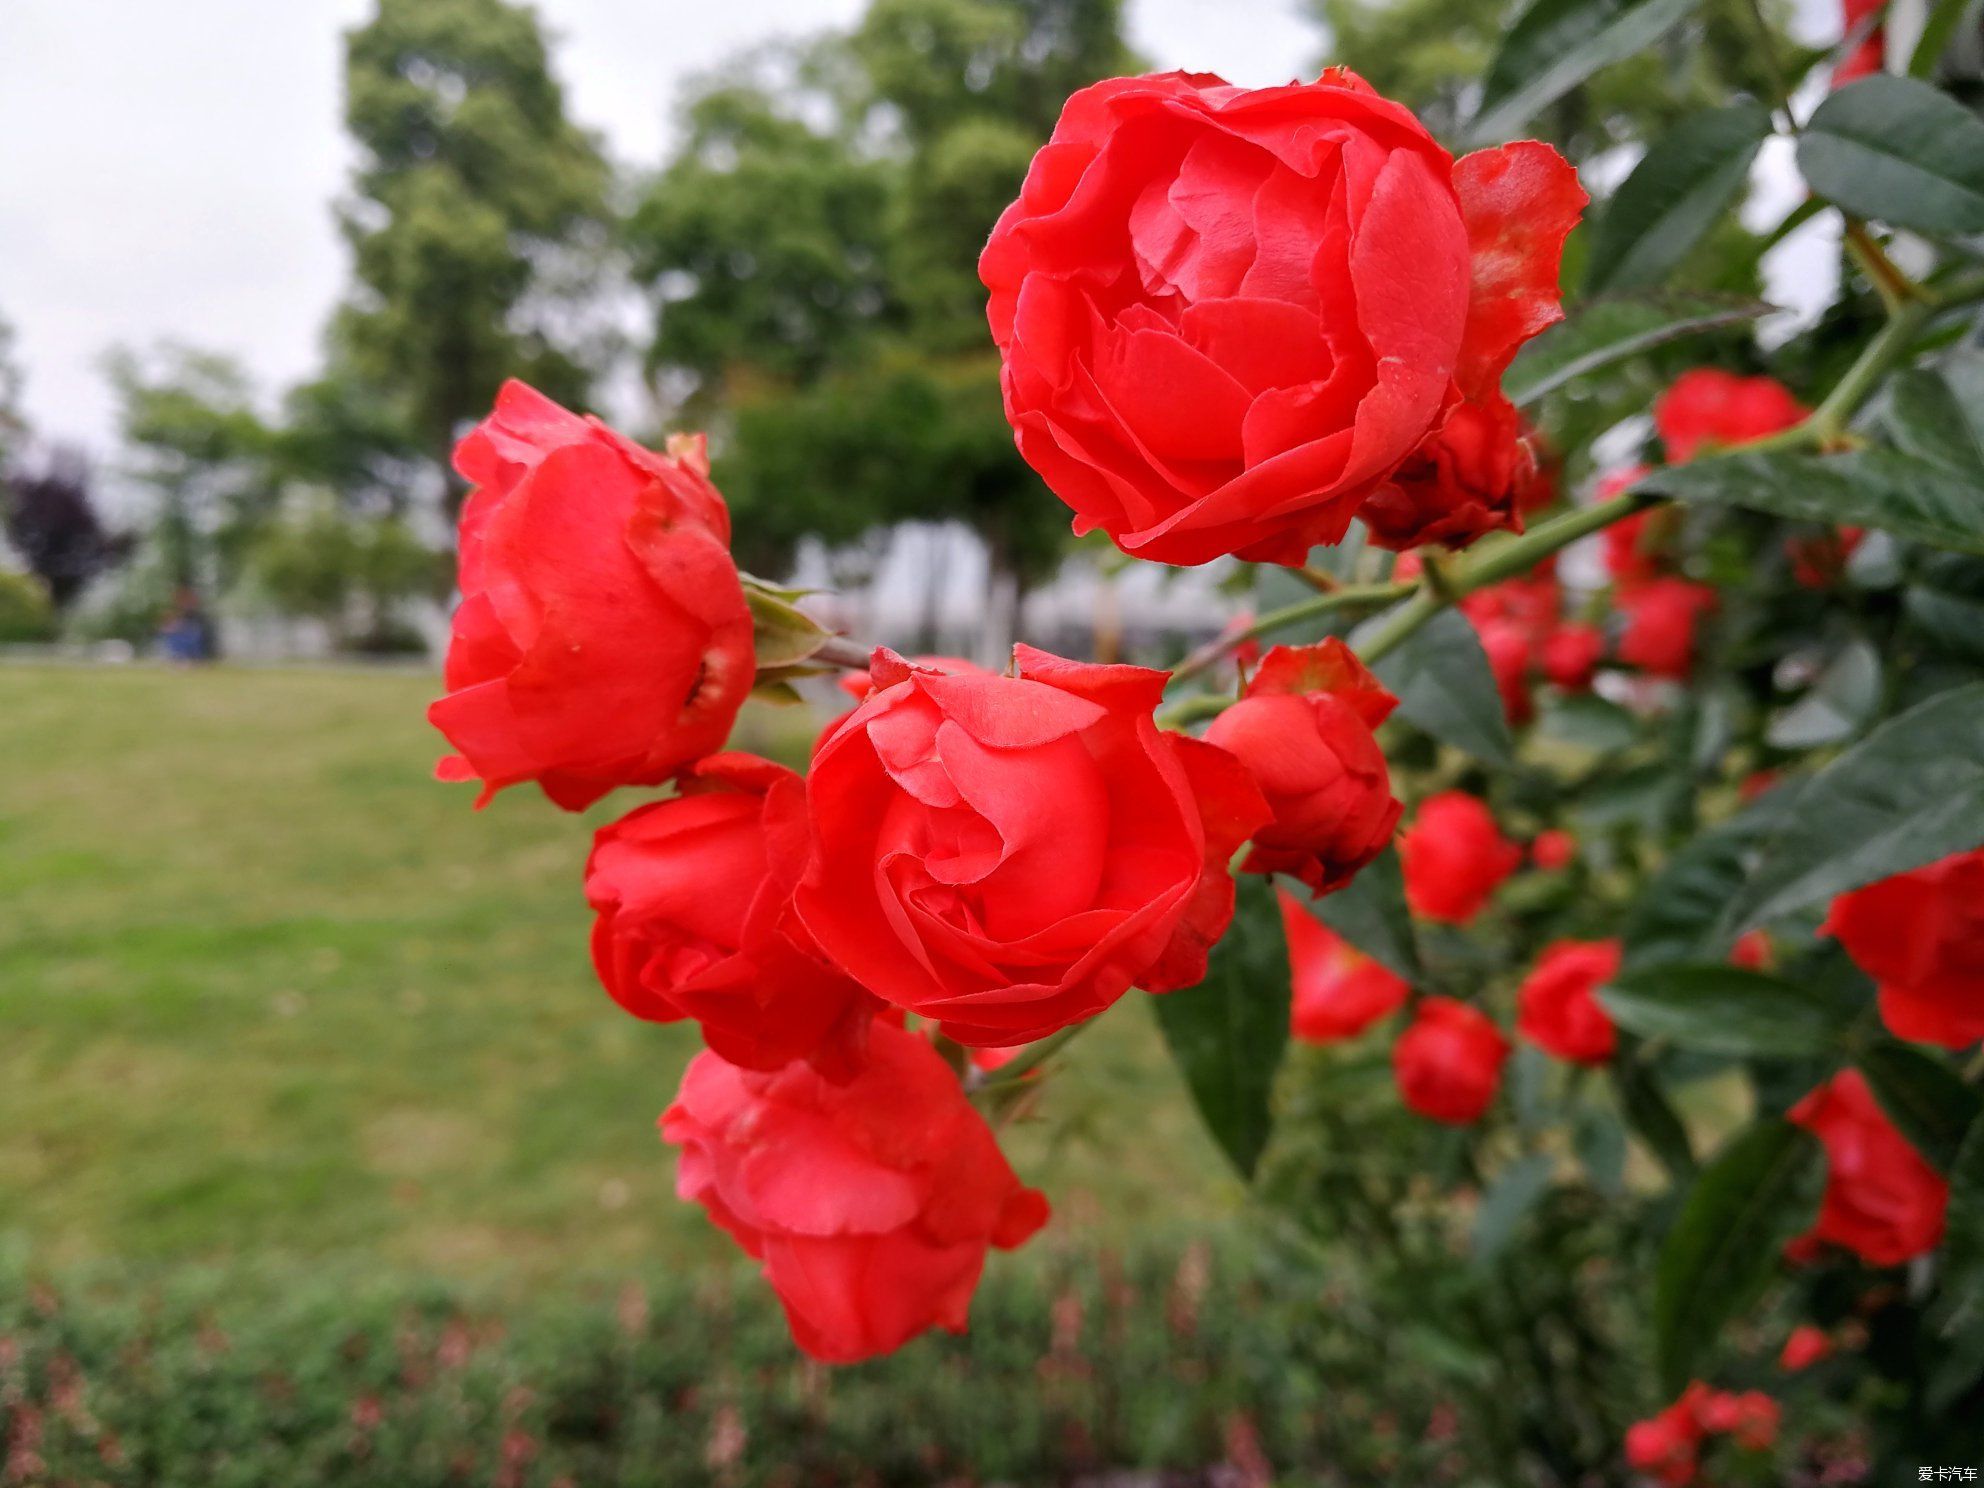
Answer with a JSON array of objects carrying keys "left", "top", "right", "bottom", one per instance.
[{"left": 429, "top": 15, "right": 1984, "bottom": 1479}]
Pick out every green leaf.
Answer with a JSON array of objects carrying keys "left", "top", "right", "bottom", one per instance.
[
  {"left": 1938, "top": 1117, "right": 1984, "bottom": 1342},
  {"left": 1797, "top": 75, "right": 1984, "bottom": 235},
  {"left": 1904, "top": 555, "right": 1984, "bottom": 663},
  {"left": 1307, "top": 847, "right": 1423, "bottom": 983},
  {"left": 1363, "top": 607, "right": 1515, "bottom": 765},
  {"left": 1764, "top": 637, "right": 1882, "bottom": 750},
  {"left": 1613, "top": 1060, "right": 1696, "bottom": 1178},
  {"left": 1470, "top": 0, "right": 1701, "bottom": 144},
  {"left": 1600, "top": 967, "right": 1853, "bottom": 1058},
  {"left": 743, "top": 583, "right": 833, "bottom": 669},
  {"left": 1637, "top": 448, "right": 1984, "bottom": 557},
  {"left": 1655, "top": 1119, "right": 1821, "bottom": 1394},
  {"left": 1151, "top": 875, "right": 1290, "bottom": 1180},
  {"left": 1857, "top": 1039, "right": 1984, "bottom": 1174},
  {"left": 1503, "top": 295, "right": 1769, "bottom": 407},
  {"left": 1621, "top": 780, "right": 1807, "bottom": 972},
  {"left": 1472, "top": 1153, "right": 1557, "bottom": 1267},
  {"left": 1886, "top": 351, "right": 1984, "bottom": 479},
  {"left": 1586, "top": 103, "right": 1773, "bottom": 294},
  {"left": 1724, "top": 683, "right": 1984, "bottom": 931}
]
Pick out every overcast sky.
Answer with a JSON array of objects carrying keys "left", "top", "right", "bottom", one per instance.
[{"left": 0, "top": 0, "right": 1321, "bottom": 456}]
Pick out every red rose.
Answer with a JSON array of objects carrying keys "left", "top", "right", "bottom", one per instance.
[
  {"left": 796, "top": 646, "right": 1269, "bottom": 1046},
  {"left": 585, "top": 753, "right": 876, "bottom": 1075},
  {"left": 1778, "top": 1325, "right": 1833, "bottom": 1372},
  {"left": 1600, "top": 497, "right": 1663, "bottom": 586},
  {"left": 430, "top": 381, "right": 754, "bottom": 809},
  {"left": 1617, "top": 577, "right": 1717, "bottom": 680},
  {"left": 1392, "top": 996, "right": 1508, "bottom": 1124},
  {"left": 1281, "top": 887, "right": 1409, "bottom": 1043},
  {"left": 1516, "top": 938, "right": 1621, "bottom": 1065},
  {"left": 1654, "top": 369, "right": 1808, "bottom": 464},
  {"left": 1399, "top": 791, "right": 1522, "bottom": 924},
  {"left": 1729, "top": 929, "right": 1774, "bottom": 972},
  {"left": 980, "top": 70, "right": 1583, "bottom": 566},
  {"left": 661, "top": 1023, "right": 1049, "bottom": 1363},
  {"left": 1822, "top": 847, "right": 1984, "bottom": 1049},
  {"left": 1530, "top": 829, "right": 1575, "bottom": 872},
  {"left": 1540, "top": 622, "right": 1603, "bottom": 690},
  {"left": 1787, "top": 525, "right": 1864, "bottom": 587},
  {"left": 1698, "top": 1389, "right": 1779, "bottom": 1451},
  {"left": 1458, "top": 567, "right": 1564, "bottom": 725},
  {"left": 1202, "top": 639, "right": 1402, "bottom": 895},
  {"left": 1836, "top": 0, "right": 1886, "bottom": 84},
  {"left": 1789, "top": 1069, "right": 1948, "bottom": 1267},
  {"left": 1626, "top": 1386, "right": 1709, "bottom": 1487},
  {"left": 1359, "top": 392, "right": 1546, "bottom": 552}
]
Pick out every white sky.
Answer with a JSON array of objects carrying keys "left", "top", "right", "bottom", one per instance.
[{"left": 0, "top": 0, "right": 1320, "bottom": 456}]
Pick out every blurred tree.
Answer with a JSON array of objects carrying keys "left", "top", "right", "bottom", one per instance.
[
  {"left": 0, "top": 448, "right": 127, "bottom": 611},
  {"left": 246, "top": 495, "right": 445, "bottom": 652},
  {"left": 338, "top": 0, "right": 612, "bottom": 513},
  {"left": 105, "top": 346, "right": 277, "bottom": 596},
  {"left": 628, "top": 0, "right": 1137, "bottom": 631}
]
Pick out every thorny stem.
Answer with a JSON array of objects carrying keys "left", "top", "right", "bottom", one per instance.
[
  {"left": 968, "top": 1023, "right": 1087, "bottom": 1096},
  {"left": 1169, "top": 581, "right": 1413, "bottom": 686}
]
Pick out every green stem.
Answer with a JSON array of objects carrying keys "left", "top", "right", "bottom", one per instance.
[
  {"left": 1169, "top": 581, "right": 1412, "bottom": 685},
  {"left": 1808, "top": 293, "right": 1932, "bottom": 441},
  {"left": 968, "top": 1022, "right": 1087, "bottom": 1094}
]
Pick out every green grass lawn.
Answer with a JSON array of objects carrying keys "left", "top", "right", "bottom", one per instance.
[{"left": 0, "top": 662, "right": 1238, "bottom": 1282}]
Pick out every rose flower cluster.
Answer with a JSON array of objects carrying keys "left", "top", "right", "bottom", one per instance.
[{"left": 426, "top": 65, "right": 1594, "bottom": 1365}]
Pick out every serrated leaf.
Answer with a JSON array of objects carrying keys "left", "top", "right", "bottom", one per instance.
[
  {"left": 1638, "top": 448, "right": 1984, "bottom": 557},
  {"left": 1473, "top": 1153, "right": 1557, "bottom": 1267},
  {"left": 1858, "top": 1039, "right": 1983, "bottom": 1173},
  {"left": 1599, "top": 967, "right": 1853, "bottom": 1058},
  {"left": 1586, "top": 103, "right": 1773, "bottom": 294},
  {"left": 1797, "top": 74, "right": 1984, "bottom": 235},
  {"left": 1362, "top": 607, "right": 1515, "bottom": 765},
  {"left": 1655, "top": 1119, "right": 1821, "bottom": 1394},
  {"left": 1724, "top": 683, "right": 1984, "bottom": 931},
  {"left": 1504, "top": 295, "right": 1770, "bottom": 407},
  {"left": 1765, "top": 638, "right": 1882, "bottom": 750},
  {"left": 1471, "top": 0, "right": 1702, "bottom": 144},
  {"left": 1886, "top": 352, "right": 1984, "bottom": 478},
  {"left": 1306, "top": 848, "right": 1423, "bottom": 983},
  {"left": 1151, "top": 875, "right": 1290, "bottom": 1179}
]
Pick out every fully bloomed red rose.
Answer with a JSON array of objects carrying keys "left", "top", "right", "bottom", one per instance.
[
  {"left": 1359, "top": 392, "right": 1550, "bottom": 551},
  {"left": 1822, "top": 848, "right": 1984, "bottom": 1048},
  {"left": 1617, "top": 576, "right": 1717, "bottom": 679},
  {"left": 1202, "top": 639, "right": 1401, "bottom": 895},
  {"left": 585, "top": 753, "right": 876, "bottom": 1074},
  {"left": 1393, "top": 996, "right": 1508, "bottom": 1123},
  {"left": 1789, "top": 1069, "right": 1948, "bottom": 1267},
  {"left": 661, "top": 1023, "right": 1049, "bottom": 1363},
  {"left": 1281, "top": 887, "right": 1409, "bottom": 1043},
  {"left": 980, "top": 69, "right": 1584, "bottom": 566},
  {"left": 1654, "top": 369, "right": 1808, "bottom": 463},
  {"left": 1517, "top": 938, "right": 1621, "bottom": 1065},
  {"left": 1399, "top": 791, "right": 1522, "bottom": 924},
  {"left": 431, "top": 380, "right": 754, "bottom": 809},
  {"left": 796, "top": 646, "right": 1269, "bottom": 1046}
]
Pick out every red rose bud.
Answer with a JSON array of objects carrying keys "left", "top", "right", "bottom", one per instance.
[
  {"left": 1617, "top": 577, "right": 1717, "bottom": 680},
  {"left": 661, "top": 1023, "right": 1049, "bottom": 1363},
  {"left": 1516, "top": 938, "right": 1622, "bottom": 1065},
  {"left": 1822, "top": 847, "right": 1984, "bottom": 1049},
  {"left": 430, "top": 381, "right": 753, "bottom": 809},
  {"left": 1789, "top": 1069, "right": 1948, "bottom": 1267},
  {"left": 1281, "top": 888, "right": 1409, "bottom": 1043},
  {"left": 1729, "top": 929, "right": 1773, "bottom": 971},
  {"left": 1540, "top": 622, "right": 1603, "bottom": 690},
  {"left": 796, "top": 646, "right": 1270, "bottom": 1046},
  {"left": 1654, "top": 368, "right": 1808, "bottom": 464},
  {"left": 980, "top": 70, "right": 1582, "bottom": 566},
  {"left": 1778, "top": 1325, "right": 1833, "bottom": 1372},
  {"left": 1203, "top": 639, "right": 1402, "bottom": 896},
  {"left": 1530, "top": 829, "right": 1576, "bottom": 872},
  {"left": 1836, "top": 0, "right": 1886, "bottom": 84},
  {"left": 1393, "top": 996, "right": 1508, "bottom": 1124},
  {"left": 1358, "top": 392, "right": 1543, "bottom": 552},
  {"left": 585, "top": 753, "right": 877, "bottom": 1075},
  {"left": 1787, "top": 526, "right": 1864, "bottom": 587},
  {"left": 1400, "top": 791, "right": 1522, "bottom": 924}
]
